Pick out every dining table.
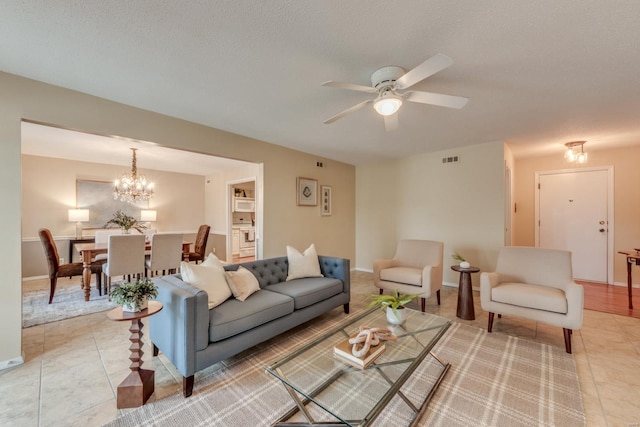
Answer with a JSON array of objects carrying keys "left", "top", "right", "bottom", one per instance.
[
  {"left": 75, "top": 240, "right": 192, "bottom": 301},
  {"left": 618, "top": 250, "right": 640, "bottom": 309}
]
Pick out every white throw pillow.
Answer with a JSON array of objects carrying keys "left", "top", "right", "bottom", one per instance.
[
  {"left": 201, "top": 252, "right": 225, "bottom": 269},
  {"left": 180, "top": 261, "right": 231, "bottom": 309},
  {"left": 226, "top": 266, "right": 261, "bottom": 301},
  {"left": 286, "top": 243, "right": 323, "bottom": 281}
]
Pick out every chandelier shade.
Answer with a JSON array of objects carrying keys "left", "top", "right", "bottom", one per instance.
[{"left": 113, "top": 148, "right": 155, "bottom": 203}]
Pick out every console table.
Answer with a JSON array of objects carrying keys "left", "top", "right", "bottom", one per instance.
[{"left": 107, "top": 301, "right": 163, "bottom": 408}]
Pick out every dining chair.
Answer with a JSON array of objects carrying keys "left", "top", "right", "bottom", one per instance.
[
  {"left": 94, "top": 229, "right": 123, "bottom": 262},
  {"left": 38, "top": 228, "right": 103, "bottom": 303},
  {"left": 187, "top": 224, "right": 211, "bottom": 264},
  {"left": 145, "top": 233, "right": 183, "bottom": 277},
  {"left": 102, "top": 234, "right": 146, "bottom": 296}
]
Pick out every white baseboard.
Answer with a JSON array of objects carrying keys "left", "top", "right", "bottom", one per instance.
[
  {"left": 353, "top": 267, "right": 373, "bottom": 273},
  {"left": 22, "top": 275, "right": 48, "bottom": 282},
  {"left": 0, "top": 353, "right": 24, "bottom": 371}
]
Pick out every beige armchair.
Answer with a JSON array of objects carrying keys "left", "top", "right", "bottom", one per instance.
[
  {"left": 480, "top": 246, "right": 584, "bottom": 353},
  {"left": 373, "top": 240, "right": 443, "bottom": 312}
]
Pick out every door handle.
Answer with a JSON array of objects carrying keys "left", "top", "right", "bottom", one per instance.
[{"left": 599, "top": 229, "right": 606, "bottom": 233}]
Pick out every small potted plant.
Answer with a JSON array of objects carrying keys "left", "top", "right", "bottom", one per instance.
[
  {"left": 104, "top": 210, "right": 147, "bottom": 234},
  {"left": 452, "top": 252, "right": 471, "bottom": 269},
  {"left": 367, "top": 289, "right": 420, "bottom": 325},
  {"left": 110, "top": 278, "right": 158, "bottom": 312}
]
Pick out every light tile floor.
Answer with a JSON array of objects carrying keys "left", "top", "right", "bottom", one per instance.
[{"left": 3, "top": 272, "right": 640, "bottom": 426}]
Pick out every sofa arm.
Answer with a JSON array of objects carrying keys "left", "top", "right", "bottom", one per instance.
[
  {"left": 148, "top": 275, "right": 209, "bottom": 378},
  {"left": 319, "top": 255, "right": 350, "bottom": 295}
]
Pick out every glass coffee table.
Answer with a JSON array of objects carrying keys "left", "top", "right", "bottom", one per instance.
[{"left": 265, "top": 307, "right": 451, "bottom": 426}]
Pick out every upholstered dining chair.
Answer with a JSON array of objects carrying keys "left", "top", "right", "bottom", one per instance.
[
  {"left": 187, "top": 224, "right": 211, "bottom": 264},
  {"left": 480, "top": 246, "right": 584, "bottom": 353},
  {"left": 373, "top": 239, "right": 444, "bottom": 312},
  {"left": 145, "top": 233, "right": 183, "bottom": 277},
  {"left": 38, "top": 228, "right": 103, "bottom": 303},
  {"left": 94, "top": 229, "right": 122, "bottom": 262},
  {"left": 102, "top": 234, "right": 146, "bottom": 296}
]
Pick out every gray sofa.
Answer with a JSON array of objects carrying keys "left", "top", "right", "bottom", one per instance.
[{"left": 149, "top": 255, "right": 350, "bottom": 397}]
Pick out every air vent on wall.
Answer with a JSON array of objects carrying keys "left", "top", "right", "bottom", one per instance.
[{"left": 442, "top": 155, "right": 460, "bottom": 164}]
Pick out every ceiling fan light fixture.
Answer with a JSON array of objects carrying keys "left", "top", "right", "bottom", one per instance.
[{"left": 373, "top": 94, "right": 402, "bottom": 116}]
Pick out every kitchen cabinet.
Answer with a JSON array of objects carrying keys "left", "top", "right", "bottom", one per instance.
[{"left": 232, "top": 229, "right": 240, "bottom": 255}]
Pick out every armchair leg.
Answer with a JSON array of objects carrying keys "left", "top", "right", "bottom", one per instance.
[
  {"left": 563, "top": 328, "right": 573, "bottom": 354},
  {"left": 183, "top": 375, "right": 194, "bottom": 397},
  {"left": 421, "top": 297, "right": 426, "bottom": 312},
  {"left": 436, "top": 289, "right": 441, "bottom": 305},
  {"left": 487, "top": 312, "right": 495, "bottom": 332},
  {"left": 379, "top": 288, "right": 383, "bottom": 295}
]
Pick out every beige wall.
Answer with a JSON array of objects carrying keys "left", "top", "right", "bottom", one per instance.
[
  {"left": 356, "top": 141, "right": 506, "bottom": 285},
  {"left": 21, "top": 154, "right": 207, "bottom": 277},
  {"left": 513, "top": 145, "right": 640, "bottom": 285},
  {"left": 0, "top": 71, "right": 355, "bottom": 365}
]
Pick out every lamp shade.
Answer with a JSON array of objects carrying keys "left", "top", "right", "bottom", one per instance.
[
  {"left": 68, "top": 209, "right": 89, "bottom": 222},
  {"left": 140, "top": 210, "right": 157, "bottom": 222}
]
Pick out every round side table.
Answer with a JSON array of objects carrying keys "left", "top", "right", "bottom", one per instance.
[
  {"left": 107, "top": 301, "right": 163, "bottom": 409},
  {"left": 451, "top": 265, "right": 480, "bottom": 320}
]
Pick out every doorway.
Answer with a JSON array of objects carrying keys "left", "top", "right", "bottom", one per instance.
[
  {"left": 226, "top": 178, "right": 261, "bottom": 263},
  {"left": 535, "top": 167, "right": 614, "bottom": 283}
]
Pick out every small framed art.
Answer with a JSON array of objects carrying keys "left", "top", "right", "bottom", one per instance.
[
  {"left": 321, "top": 185, "right": 332, "bottom": 216},
  {"left": 297, "top": 177, "right": 318, "bottom": 206}
]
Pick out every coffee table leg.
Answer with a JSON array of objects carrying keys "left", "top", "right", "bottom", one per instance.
[{"left": 117, "top": 319, "right": 155, "bottom": 409}]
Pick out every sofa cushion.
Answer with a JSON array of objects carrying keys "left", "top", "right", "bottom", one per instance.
[
  {"left": 208, "top": 289, "right": 294, "bottom": 342},
  {"left": 286, "top": 244, "right": 323, "bottom": 281},
  {"left": 491, "top": 282, "right": 567, "bottom": 314},
  {"left": 266, "top": 277, "right": 343, "bottom": 310},
  {"left": 180, "top": 261, "right": 232, "bottom": 309},
  {"left": 226, "top": 266, "right": 261, "bottom": 301},
  {"left": 380, "top": 267, "right": 422, "bottom": 286}
]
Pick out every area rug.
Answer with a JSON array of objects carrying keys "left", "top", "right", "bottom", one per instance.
[
  {"left": 22, "top": 285, "right": 116, "bottom": 328},
  {"left": 105, "top": 313, "right": 585, "bottom": 427}
]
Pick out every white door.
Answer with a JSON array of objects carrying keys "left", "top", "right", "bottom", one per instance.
[{"left": 537, "top": 169, "right": 610, "bottom": 282}]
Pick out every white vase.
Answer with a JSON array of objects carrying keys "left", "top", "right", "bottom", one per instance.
[
  {"left": 459, "top": 261, "right": 471, "bottom": 269},
  {"left": 122, "top": 297, "right": 148, "bottom": 313},
  {"left": 386, "top": 306, "right": 407, "bottom": 325}
]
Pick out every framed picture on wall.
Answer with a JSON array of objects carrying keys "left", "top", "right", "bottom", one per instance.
[
  {"left": 321, "top": 185, "right": 332, "bottom": 216},
  {"left": 76, "top": 179, "right": 148, "bottom": 228},
  {"left": 296, "top": 177, "right": 318, "bottom": 206}
]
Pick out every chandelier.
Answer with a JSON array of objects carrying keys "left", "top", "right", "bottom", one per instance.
[
  {"left": 113, "top": 148, "right": 155, "bottom": 203},
  {"left": 564, "top": 141, "right": 588, "bottom": 164}
]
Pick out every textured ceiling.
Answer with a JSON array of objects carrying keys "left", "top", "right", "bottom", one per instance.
[{"left": 3, "top": 1, "right": 640, "bottom": 165}]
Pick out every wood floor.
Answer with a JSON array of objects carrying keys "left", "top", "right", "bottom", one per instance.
[{"left": 580, "top": 280, "right": 640, "bottom": 319}]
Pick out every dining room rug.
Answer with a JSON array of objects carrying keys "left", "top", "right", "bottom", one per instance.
[
  {"left": 105, "top": 314, "right": 585, "bottom": 427},
  {"left": 22, "top": 284, "right": 116, "bottom": 328}
]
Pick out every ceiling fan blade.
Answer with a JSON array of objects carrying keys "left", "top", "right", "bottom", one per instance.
[
  {"left": 322, "top": 81, "right": 377, "bottom": 93},
  {"left": 384, "top": 113, "right": 399, "bottom": 131},
  {"left": 324, "top": 100, "right": 373, "bottom": 124},
  {"left": 395, "top": 54, "right": 454, "bottom": 90},
  {"left": 405, "top": 91, "right": 469, "bottom": 109}
]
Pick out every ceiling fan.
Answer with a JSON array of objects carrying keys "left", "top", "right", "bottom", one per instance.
[{"left": 322, "top": 53, "right": 468, "bottom": 131}]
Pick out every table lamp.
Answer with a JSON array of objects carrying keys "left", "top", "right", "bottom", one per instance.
[
  {"left": 68, "top": 209, "right": 89, "bottom": 239},
  {"left": 140, "top": 210, "right": 157, "bottom": 224}
]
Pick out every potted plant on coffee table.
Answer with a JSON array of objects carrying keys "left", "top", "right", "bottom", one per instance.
[
  {"left": 110, "top": 278, "right": 158, "bottom": 312},
  {"left": 103, "top": 210, "right": 147, "bottom": 234},
  {"left": 367, "top": 289, "right": 420, "bottom": 325}
]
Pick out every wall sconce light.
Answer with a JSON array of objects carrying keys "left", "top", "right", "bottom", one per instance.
[
  {"left": 564, "top": 141, "right": 588, "bottom": 164},
  {"left": 68, "top": 209, "right": 89, "bottom": 239}
]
